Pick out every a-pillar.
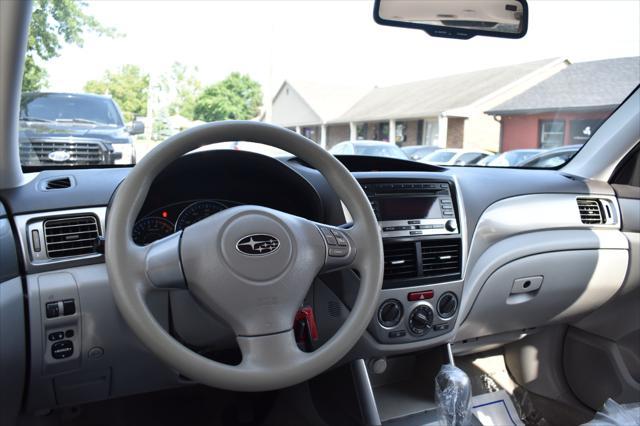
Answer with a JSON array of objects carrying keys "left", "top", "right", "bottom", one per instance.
[
  {"left": 320, "top": 124, "right": 327, "bottom": 149},
  {"left": 389, "top": 119, "right": 396, "bottom": 144}
]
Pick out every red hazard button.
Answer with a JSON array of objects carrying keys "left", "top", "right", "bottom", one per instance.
[{"left": 408, "top": 290, "right": 434, "bottom": 301}]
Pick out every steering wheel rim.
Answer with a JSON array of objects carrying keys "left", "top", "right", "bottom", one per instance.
[{"left": 106, "top": 121, "right": 383, "bottom": 391}]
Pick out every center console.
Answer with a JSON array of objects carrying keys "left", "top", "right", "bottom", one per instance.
[{"left": 362, "top": 179, "right": 464, "bottom": 345}]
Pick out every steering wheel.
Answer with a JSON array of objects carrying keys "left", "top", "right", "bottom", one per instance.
[{"left": 106, "top": 121, "right": 384, "bottom": 391}]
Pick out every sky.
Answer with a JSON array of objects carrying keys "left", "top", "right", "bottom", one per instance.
[{"left": 44, "top": 0, "right": 640, "bottom": 102}]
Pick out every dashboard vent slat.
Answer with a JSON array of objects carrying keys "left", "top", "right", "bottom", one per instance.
[
  {"left": 577, "top": 198, "right": 604, "bottom": 224},
  {"left": 383, "top": 242, "right": 418, "bottom": 280},
  {"left": 421, "top": 239, "right": 462, "bottom": 279},
  {"left": 43, "top": 216, "right": 100, "bottom": 258}
]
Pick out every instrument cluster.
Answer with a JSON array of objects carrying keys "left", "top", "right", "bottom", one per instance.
[{"left": 132, "top": 198, "right": 240, "bottom": 245}]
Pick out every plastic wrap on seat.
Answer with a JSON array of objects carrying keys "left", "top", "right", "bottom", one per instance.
[
  {"left": 584, "top": 399, "right": 640, "bottom": 425},
  {"left": 435, "top": 364, "right": 473, "bottom": 426}
]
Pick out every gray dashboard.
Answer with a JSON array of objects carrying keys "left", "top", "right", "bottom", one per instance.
[{"left": 0, "top": 151, "right": 629, "bottom": 413}]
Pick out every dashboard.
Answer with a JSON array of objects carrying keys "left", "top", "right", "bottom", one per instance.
[{"left": 1, "top": 150, "right": 630, "bottom": 414}]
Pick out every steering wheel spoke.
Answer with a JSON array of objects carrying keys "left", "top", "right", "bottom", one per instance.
[
  {"left": 237, "top": 331, "right": 308, "bottom": 372},
  {"left": 143, "top": 232, "right": 187, "bottom": 290}
]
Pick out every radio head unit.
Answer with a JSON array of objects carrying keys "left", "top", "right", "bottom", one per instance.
[{"left": 362, "top": 181, "right": 458, "bottom": 238}]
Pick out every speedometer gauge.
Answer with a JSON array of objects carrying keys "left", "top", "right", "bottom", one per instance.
[
  {"left": 175, "top": 200, "right": 227, "bottom": 231},
  {"left": 132, "top": 217, "right": 174, "bottom": 246}
]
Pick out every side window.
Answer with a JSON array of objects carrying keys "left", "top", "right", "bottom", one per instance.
[
  {"left": 539, "top": 120, "right": 565, "bottom": 149},
  {"left": 612, "top": 146, "right": 640, "bottom": 188}
]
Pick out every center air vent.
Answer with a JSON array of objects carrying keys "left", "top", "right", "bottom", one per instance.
[
  {"left": 421, "top": 239, "right": 462, "bottom": 279},
  {"left": 577, "top": 198, "right": 604, "bottom": 224},
  {"left": 44, "top": 216, "right": 100, "bottom": 258},
  {"left": 384, "top": 242, "right": 418, "bottom": 280}
]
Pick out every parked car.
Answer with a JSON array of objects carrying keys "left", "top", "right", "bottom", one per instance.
[
  {"left": 517, "top": 144, "right": 582, "bottom": 168},
  {"left": 329, "top": 140, "right": 409, "bottom": 159},
  {"left": 401, "top": 145, "right": 440, "bottom": 161},
  {"left": 489, "top": 149, "right": 543, "bottom": 167},
  {"left": 476, "top": 153, "right": 499, "bottom": 166},
  {"left": 19, "top": 92, "right": 144, "bottom": 166},
  {"left": 420, "top": 149, "right": 493, "bottom": 166}
]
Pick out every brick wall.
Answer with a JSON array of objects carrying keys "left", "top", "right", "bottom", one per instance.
[
  {"left": 446, "top": 118, "right": 465, "bottom": 148},
  {"left": 327, "top": 124, "right": 349, "bottom": 149}
]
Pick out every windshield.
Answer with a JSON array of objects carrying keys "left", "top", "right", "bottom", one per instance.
[
  {"left": 20, "top": 93, "right": 123, "bottom": 126},
  {"left": 19, "top": 1, "right": 640, "bottom": 169}
]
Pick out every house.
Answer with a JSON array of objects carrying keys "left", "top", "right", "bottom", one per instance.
[
  {"left": 272, "top": 58, "right": 569, "bottom": 151},
  {"left": 271, "top": 81, "right": 370, "bottom": 148},
  {"left": 487, "top": 56, "right": 640, "bottom": 151}
]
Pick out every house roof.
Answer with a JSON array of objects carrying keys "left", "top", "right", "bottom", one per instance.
[
  {"left": 273, "top": 80, "right": 369, "bottom": 123},
  {"left": 487, "top": 56, "right": 640, "bottom": 115},
  {"left": 332, "top": 58, "right": 564, "bottom": 123}
]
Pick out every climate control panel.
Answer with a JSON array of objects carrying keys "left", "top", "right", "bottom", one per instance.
[{"left": 368, "top": 282, "right": 462, "bottom": 344}]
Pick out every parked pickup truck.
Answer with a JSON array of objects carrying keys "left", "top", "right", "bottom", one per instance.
[{"left": 19, "top": 92, "right": 144, "bottom": 166}]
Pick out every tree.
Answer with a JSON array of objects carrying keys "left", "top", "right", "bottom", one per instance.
[
  {"left": 160, "top": 62, "right": 202, "bottom": 120},
  {"left": 193, "top": 73, "right": 262, "bottom": 122},
  {"left": 84, "top": 65, "right": 150, "bottom": 122},
  {"left": 23, "top": 0, "right": 116, "bottom": 92}
]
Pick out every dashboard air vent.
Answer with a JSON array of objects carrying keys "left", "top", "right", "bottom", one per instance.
[
  {"left": 421, "top": 239, "right": 462, "bottom": 279},
  {"left": 44, "top": 177, "right": 72, "bottom": 190},
  {"left": 577, "top": 198, "right": 604, "bottom": 224},
  {"left": 44, "top": 216, "right": 100, "bottom": 258},
  {"left": 383, "top": 242, "right": 418, "bottom": 280}
]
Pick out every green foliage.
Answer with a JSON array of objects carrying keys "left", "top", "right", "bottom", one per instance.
[
  {"left": 23, "top": 0, "right": 116, "bottom": 92},
  {"left": 193, "top": 73, "right": 262, "bottom": 122},
  {"left": 160, "top": 62, "right": 202, "bottom": 120},
  {"left": 84, "top": 65, "right": 150, "bottom": 122}
]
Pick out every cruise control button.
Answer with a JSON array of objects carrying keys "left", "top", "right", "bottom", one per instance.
[
  {"left": 51, "top": 340, "right": 74, "bottom": 359},
  {"left": 328, "top": 247, "right": 348, "bottom": 257}
]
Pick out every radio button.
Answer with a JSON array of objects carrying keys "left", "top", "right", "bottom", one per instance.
[
  {"left": 418, "top": 225, "right": 432, "bottom": 229},
  {"left": 409, "top": 231, "right": 422, "bottom": 235},
  {"left": 408, "top": 220, "right": 420, "bottom": 225},
  {"left": 383, "top": 226, "right": 396, "bottom": 232}
]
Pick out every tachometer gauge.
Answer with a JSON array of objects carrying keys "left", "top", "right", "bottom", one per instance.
[
  {"left": 175, "top": 200, "right": 227, "bottom": 231},
  {"left": 132, "top": 217, "right": 174, "bottom": 246}
]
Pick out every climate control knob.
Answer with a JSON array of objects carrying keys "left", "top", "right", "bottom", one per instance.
[
  {"left": 378, "top": 299, "right": 403, "bottom": 327},
  {"left": 408, "top": 305, "right": 434, "bottom": 335},
  {"left": 445, "top": 220, "right": 458, "bottom": 232}
]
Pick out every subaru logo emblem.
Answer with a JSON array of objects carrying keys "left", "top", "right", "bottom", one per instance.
[
  {"left": 236, "top": 234, "right": 280, "bottom": 256},
  {"left": 48, "top": 150, "right": 71, "bottom": 162}
]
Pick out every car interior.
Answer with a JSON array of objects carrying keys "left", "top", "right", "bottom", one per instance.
[{"left": 1, "top": 1, "right": 639, "bottom": 425}]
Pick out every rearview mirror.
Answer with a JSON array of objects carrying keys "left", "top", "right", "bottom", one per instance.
[{"left": 374, "top": 0, "right": 528, "bottom": 40}]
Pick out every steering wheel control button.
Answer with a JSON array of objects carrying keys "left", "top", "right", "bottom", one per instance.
[
  {"left": 62, "top": 299, "right": 76, "bottom": 315},
  {"left": 48, "top": 331, "right": 64, "bottom": 341},
  {"left": 378, "top": 299, "right": 403, "bottom": 327},
  {"left": 51, "top": 340, "right": 74, "bottom": 359},
  {"left": 319, "top": 227, "right": 338, "bottom": 245},
  {"left": 437, "top": 292, "right": 458, "bottom": 319},
  {"left": 408, "top": 305, "right": 434, "bottom": 335},
  {"left": 328, "top": 247, "right": 348, "bottom": 257},
  {"left": 408, "top": 290, "right": 434, "bottom": 301},
  {"left": 45, "top": 302, "right": 60, "bottom": 318}
]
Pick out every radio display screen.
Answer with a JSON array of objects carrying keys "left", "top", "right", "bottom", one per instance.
[{"left": 378, "top": 197, "right": 441, "bottom": 221}]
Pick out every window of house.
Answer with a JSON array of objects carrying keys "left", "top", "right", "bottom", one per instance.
[
  {"left": 539, "top": 120, "right": 565, "bottom": 149},
  {"left": 356, "top": 123, "right": 368, "bottom": 140},
  {"left": 570, "top": 119, "right": 605, "bottom": 144},
  {"left": 375, "top": 122, "right": 389, "bottom": 141},
  {"left": 423, "top": 119, "right": 439, "bottom": 146}
]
